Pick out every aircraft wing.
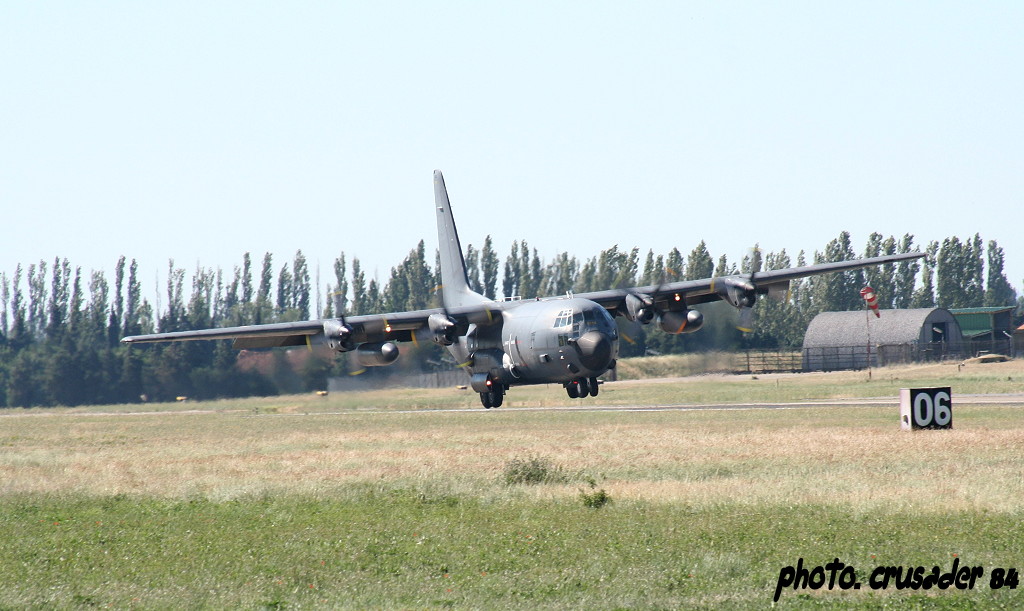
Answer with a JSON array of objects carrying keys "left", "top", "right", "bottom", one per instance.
[
  {"left": 122, "top": 252, "right": 924, "bottom": 347},
  {"left": 574, "top": 251, "right": 926, "bottom": 314},
  {"left": 121, "top": 319, "right": 328, "bottom": 348},
  {"left": 121, "top": 302, "right": 502, "bottom": 350}
]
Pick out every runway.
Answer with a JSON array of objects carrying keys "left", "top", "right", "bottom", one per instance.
[
  {"left": 308, "top": 392, "right": 1024, "bottom": 417},
  {"left": 6, "top": 393, "right": 1023, "bottom": 419}
]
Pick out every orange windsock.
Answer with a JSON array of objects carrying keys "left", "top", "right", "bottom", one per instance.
[{"left": 860, "top": 286, "right": 880, "bottom": 318}]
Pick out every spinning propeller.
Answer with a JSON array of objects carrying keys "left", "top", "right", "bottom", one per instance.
[
  {"left": 717, "top": 246, "right": 792, "bottom": 334},
  {"left": 709, "top": 246, "right": 765, "bottom": 334},
  {"left": 324, "top": 290, "right": 363, "bottom": 374},
  {"left": 621, "top": 264, "right": 703, "bottom": 350}
]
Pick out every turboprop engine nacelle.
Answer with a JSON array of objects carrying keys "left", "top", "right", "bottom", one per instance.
[
  {"left": 716, "top": 277, "right": 757, "bottom": 309},
  {"left": 323, "top": 319, "right": 355, "bottom": 352},
  {"left": 625, "top": 293, "right": 656, "bottom": 324},
  {"left": 658, "top": 309, "right": 704, "bottom": 334},
  {"left": 428, "top": 313, "right": 458, "bottom": 346},
  {"left": 355, "top": 341, "right": 400, "bottom": 367}
]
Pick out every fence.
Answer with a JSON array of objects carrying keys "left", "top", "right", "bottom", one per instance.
[
  {"left": 326, "top": 339, "right": 1017, "bottom": 391},
  {"left": 801, "top": 339, "right": 1015, "bottom": 372},
  {"left": 735, "top": 350, "right": 803, "bottom": 374},
  {"left": 967, "top": 338, "right": 1017, "bottom": 359}
]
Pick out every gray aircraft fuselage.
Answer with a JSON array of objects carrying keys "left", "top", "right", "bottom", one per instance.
[{"left": 449, "top": 297, "right": 619, "bottom": 389}]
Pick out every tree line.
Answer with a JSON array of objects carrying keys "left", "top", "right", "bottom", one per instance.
[{"left": 0, "top": 232, "right": 1019, "bottom": 407}]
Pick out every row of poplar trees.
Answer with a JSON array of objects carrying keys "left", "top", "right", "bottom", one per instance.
[{"left": 0, "top": 232, "right": 1018, "bottom": 407}]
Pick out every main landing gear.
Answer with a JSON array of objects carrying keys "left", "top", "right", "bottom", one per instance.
[
  {"left": 479, "top": 385, "right": 505, "bottom": 409},
  {"left": 564, "top": 376, "right": 600, "bottom": 399}
]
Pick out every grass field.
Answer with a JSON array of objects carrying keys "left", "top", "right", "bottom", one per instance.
[{"left": 1, "top": 359, "right": 1022, "bottom": 608}]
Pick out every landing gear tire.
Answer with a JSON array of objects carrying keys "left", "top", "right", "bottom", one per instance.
[
  {"left": 480, "top": 387, "right": 504, "bottom": 409},
  {"left": 589, "top": 376, "right": 599, "bottom": 397},
  {"left": 577, "top": 377, "right": 591, "bottom": 397},
  {"left": 565, "top": 382, "right": 579, "bottom": 399}
]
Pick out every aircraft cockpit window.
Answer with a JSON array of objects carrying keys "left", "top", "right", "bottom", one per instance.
[
  {"left": 591, "top": 306, "right": 617, "bottom": 338},
  {"left": 553, "top": 309, "right": 574, "bottom": 328},
  {"left": 571, "top": 311, "right": 585, "bottom": 334}
]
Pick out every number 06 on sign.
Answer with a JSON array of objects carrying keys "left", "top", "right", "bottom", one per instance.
[{"left": 899, "top": 387, "right": 953, "bottom": 430}]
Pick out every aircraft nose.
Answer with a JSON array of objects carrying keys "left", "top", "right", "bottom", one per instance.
[{"left": 575, "top": 330, "right": 613, "bottom": 372}]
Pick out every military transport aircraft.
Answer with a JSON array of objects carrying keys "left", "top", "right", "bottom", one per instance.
[{"left": 123, "top": 171, "right": 925, "bottom": 408}]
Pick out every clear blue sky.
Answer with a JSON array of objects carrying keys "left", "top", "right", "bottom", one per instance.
[{"left": 2, "top": 2, "right": 1021, "bottom": 310}]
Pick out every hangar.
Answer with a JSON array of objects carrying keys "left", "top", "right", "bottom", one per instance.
[
  {"left": 950, "top": 302, "right": 1015, "bottom": 343},
  {"left": 802, "top": 308, "right": 965, "bottom": 371}
]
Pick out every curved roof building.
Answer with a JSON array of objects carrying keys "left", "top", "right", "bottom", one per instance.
[{"left": 802, "top": 308, "right": 964, "bottom": 371}]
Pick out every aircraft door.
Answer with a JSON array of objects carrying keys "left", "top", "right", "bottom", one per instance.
[{"left": 512, "top": 335, "right": 525, "bottom": 366}]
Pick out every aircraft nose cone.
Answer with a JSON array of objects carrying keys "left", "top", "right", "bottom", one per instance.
[{"left": 576, "top": 330, "right": 613, "bottom": 372}]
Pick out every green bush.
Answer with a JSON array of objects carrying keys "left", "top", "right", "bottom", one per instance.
[
  {"left": 579, "top": 476, "right": 611, "bottom": 508},
  {"left": 579, "top": 487, "right": 611, "bottom": 509},
  {"left": 502, "top": 455, "right": 569, "bottom": 485}
]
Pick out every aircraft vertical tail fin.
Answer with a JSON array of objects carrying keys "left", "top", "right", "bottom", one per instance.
[{"left": 434, "top": 170, "right": 489, "bottom": 308}]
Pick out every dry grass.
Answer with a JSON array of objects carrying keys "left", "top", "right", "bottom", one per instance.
[
  {"left": 3, "top": 359, "right": 1022, "bottom": 505},
  {"left": 615, "top": 351, "right": 741, "bottom": 378},
  {"left": 3, "top": 400, "right": 1023, "bottom": 513},
  {"left": 3, "top": 362, "right": 1023, "bottom": 609}
]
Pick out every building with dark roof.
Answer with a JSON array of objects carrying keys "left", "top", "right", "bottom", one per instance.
[{"left": 802, "top": 308, "right": 965, "bottom": 371}]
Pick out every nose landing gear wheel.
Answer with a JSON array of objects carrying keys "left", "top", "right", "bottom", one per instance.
[{"left": 564, "top": 377, "right": 601, "bottom": 399}]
